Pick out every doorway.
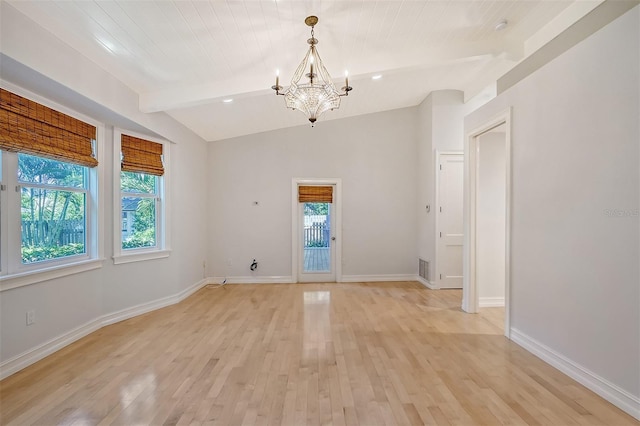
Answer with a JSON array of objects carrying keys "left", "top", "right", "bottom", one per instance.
[
  {"left": 464, "top": 109, "right": 511, "bottom": 338},
  {"left": 292, "top": 179, "right": 342, "bottom": 283},
  {"left": 477, "top": 123, "right": 507, "bottom": 308}
]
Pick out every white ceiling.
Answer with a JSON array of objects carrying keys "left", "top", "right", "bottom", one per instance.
[{"left": 8, "top": 0, "right": 598, "bottom": 142}]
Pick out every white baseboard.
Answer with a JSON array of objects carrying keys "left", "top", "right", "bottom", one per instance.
[
  {"left": 101, "top": 278, "right": 210, "bottom": 326},
  {"left": 213, "top": 275, "right": 426, "bottom": 285},
  {"left": 210, "top": 276, "right": 294, "bottom": 284},
  {"left": 0, "top": 278, "right": 210, "bottom": 381},
  {"left": 511, "top": 328, "right": 640, "bottom": 420},
  {"left": 341, "top": 274, "right": 417, "bottom": 283},
  {"left": 0, "top": 318, "right": 102, "bottom": 380},
  {"left": 479, "top": 296, "right": 505, "bottom": 307},
  {"left": 416, "top": 276, "right": 439, "bottom": 289}
]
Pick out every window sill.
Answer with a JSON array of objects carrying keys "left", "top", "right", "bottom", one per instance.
[
  {"left": 112, "top": 249, "right": 171, "bottom": 265},
  {"left": 0, "top": 258, "right": 105, "bottom": 292}
]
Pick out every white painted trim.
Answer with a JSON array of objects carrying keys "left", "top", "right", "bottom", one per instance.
[
  {"left": 464, "top": 108, "right": 512, "bottom": 340},
  {"left": 95, "top": 124, "right": 106, "bottom": 266},
  {"left": 478, "top": 296, "right": 505, "bottom": 307},
  {"left": 210, "top": 276, "right": 294, "bottom": 284},
  {"left": 341, "top": 274, "right": 416, "bottom": 283},
  {"left": 291, "top": 178, "right": 342, "bottom": 283},
  {"left": 0, "top": 259, "right": 104, "bottom": 292},
  {"left": 212, "top": 275, "right": 424, "bottom": 285},
  {"left": 0, "top": 278, "right": 209, "bottom": 380},
  {"left": 112, "top": 249, "right": 172, "bottom": 265},
  {"left": 101, "top": 277, "right": 208, "bottom": 326},
  {"left": 511, "top": 328, "right": 640, "bottom": 421},
  {"left": 0, "top": 318, "right": 102, "bottom": 381},
  {"left": 416, "top": 276, "right": 439, "bottom": 289}
]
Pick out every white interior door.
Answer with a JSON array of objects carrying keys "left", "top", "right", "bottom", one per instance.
[
  {"left": 438, "top": 153, "right": 464, "bottom": 288},
  {"left": 298, "top": 197, "right": 336, "bottom": 282}
]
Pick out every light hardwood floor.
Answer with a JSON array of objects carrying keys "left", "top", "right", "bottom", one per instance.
[{"left": 0, "top": 282, "right": 637, "bottom": 425}]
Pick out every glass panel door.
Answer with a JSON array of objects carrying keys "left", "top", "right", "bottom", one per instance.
[
  {"left": 299, "top": 201, "right": 335, "bottom": 282},
  {"left": 303, "top": 202, "right": 330, "bottom": 272}
]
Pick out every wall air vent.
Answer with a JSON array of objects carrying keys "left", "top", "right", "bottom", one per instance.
[{"left": 418, "top": 258, "right": 430, "bottom": 281}]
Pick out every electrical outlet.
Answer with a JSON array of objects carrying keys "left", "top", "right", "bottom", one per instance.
[{"left": 26, "top": 310, "right": 35, "bottom": 326}]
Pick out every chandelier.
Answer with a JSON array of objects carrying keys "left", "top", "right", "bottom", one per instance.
[{"left": 271, "top": 16, "right": 352, "bottom": 126}]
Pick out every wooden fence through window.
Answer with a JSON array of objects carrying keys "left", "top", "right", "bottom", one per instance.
[{"left": 21, "top": 219, "right": 85, "bottom": 246}]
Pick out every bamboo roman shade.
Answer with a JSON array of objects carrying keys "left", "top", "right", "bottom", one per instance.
[
  {"left": 0, "top": 88, "right": 98, "bottom": 167},
  {"left": 121, "top": 134, "right": 164, "bottom": 176},
  {"left": 298, "top": 185, "right": 333, "bottom": 203}
]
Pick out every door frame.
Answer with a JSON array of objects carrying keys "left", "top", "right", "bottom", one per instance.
[
  {"left": 434, "top": 151, "right": 464, "bottom": 289},
  {"left": 292, "top": 178, "right": 342, "bottom": 283},
  {"left": 463, "top": 108, "right": 512, "bottom": 339}
]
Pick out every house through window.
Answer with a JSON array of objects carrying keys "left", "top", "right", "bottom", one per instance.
[{"left": 120, "top": 171, "right": 158, "bottom": 250}]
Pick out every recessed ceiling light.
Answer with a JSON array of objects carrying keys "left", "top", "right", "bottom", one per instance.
[
  {"left": 495, "top": 19, "right": 508, "bottom": 31},
  {"left": 223, "top": 98, "right": 233, "bottom": 103},
  {"left": 372, "top": 75, "right": 382, "bottom": 80}
]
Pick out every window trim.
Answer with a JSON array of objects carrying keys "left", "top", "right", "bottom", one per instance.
[
  {"left": 112, "top": 128, "right": 171, "bottom": 264},
  {"left": 0, "top": 258, "right": 104, "bottom": 292},
  {"left": 0, "top": 82, "right": 104, "bottom": 291}
]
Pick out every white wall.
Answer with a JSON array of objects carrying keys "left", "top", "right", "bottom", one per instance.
[
  {"left": 477, "top": 131, "right": 506, "bottom": 304},
  {"left": 207, "top": 108, "right": 419, "bottom": 280},
  {"left": 416, "top": 96, "right": 433, "bottom": 274},
  {"left": 416, "top": 90, "right": 490, "bottom": 283},
  {"left": 417, "top": 91, "right": 466, "bottom": 282},
  {"left": 0, "top": 3, "right": 208, "bottom": 371},
  {"left": 465, "top": 5, "right": 639, "bottom": 412}
]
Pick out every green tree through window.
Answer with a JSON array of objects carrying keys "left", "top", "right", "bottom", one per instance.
[
  {"left": 18, "top": 154, "right": 87, "bottom": 263},
  {"left": 121, "top": 171, "right": 157, "bottom": 249}
]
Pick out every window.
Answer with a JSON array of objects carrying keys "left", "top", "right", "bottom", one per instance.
[
  {"left": 120, "top": 171, "right": 158, "bottom": 250},
  {"left": 113, "top": 130, "right": 170, "bottom": 264},
  {"left": 0, "top": 87, "right": 102, "bottom": 287},
  {"left": 19, "top": 153, "right": 88, "bottom": 263}
]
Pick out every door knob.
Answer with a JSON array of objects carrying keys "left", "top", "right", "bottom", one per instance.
[{"left": 331, "top": 237, "right": 336, "bottom": 241}]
